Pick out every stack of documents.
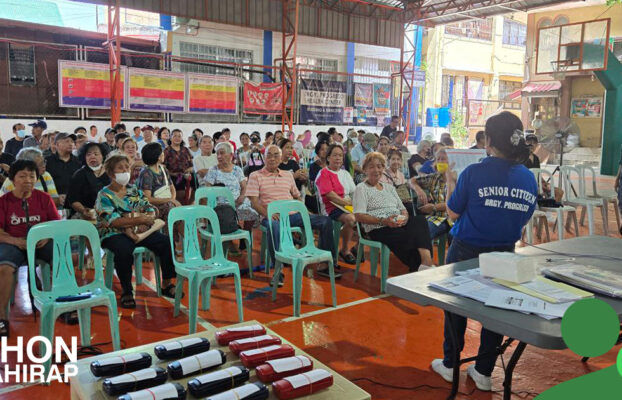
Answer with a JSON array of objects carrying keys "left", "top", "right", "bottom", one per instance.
[
  {"left": 429, "top": 268, "right": 594, "bottom": 319},
  {"left": 543, "top": 264, "right": 622, "bottom": 298}
]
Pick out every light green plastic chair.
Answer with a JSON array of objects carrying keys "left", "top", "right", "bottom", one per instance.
[
  {"left": 354, "top": 222, "right": 390, "bottom": 293},
  {"left": 195, "top": 187, "right": 254, "bottom": 278},
  {"left": 26, "top": 220, "right": 121, "bottom": 381},
  {"left": 168, "top": 205, "right": 244, "bottom": 334},
  {"left": 267, "top": 200, "right": 337, "bottom": 317}
]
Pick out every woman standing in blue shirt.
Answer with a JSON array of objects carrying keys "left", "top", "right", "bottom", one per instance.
[{"left": 431, "top": 111, "right": 537, "bottom": 392}]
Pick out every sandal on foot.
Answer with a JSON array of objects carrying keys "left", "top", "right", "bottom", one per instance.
[
  {"left": 120, "top": 293, "right": 136, "bottom": 309},
  {"left": 0, "top": 319, "right": 9, "bottom": 337},
  {"left": 161, "top": 284, "right": 183, "bottom": 299},
  {"left": 339, "top": 251, "right": 356, "bottom": 265}
]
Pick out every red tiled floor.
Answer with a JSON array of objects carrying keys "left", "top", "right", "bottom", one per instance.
[{"left": 1, "top": 177, "right": 620, "bottom": 399}]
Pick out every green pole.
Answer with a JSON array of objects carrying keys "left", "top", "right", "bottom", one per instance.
[{"left": 594, "top": 52, "right": 622, "bottom": 175}]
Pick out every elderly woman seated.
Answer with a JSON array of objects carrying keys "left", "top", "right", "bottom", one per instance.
[
  {"left": 353, "top": 152, "right": 433, "bottom": 272},
  {"left": 67, "top": 142, "right": 110, "bottom": 220},
  {"left": 0, "top": 160, "right": 60, "bottom": 337},
  {"left": 315, "top": 144, "right": 357, "bottom": 265},
  {"left": 95, "top": 153, "right": 181, "bottom": 309},
  {"left": 119, "top": 137, "right": 144, "bottom": 185},
  {"left": 203, "top": 142, "right": 260, "bottom": 253},
  {"left": 412, "top": 148, "right": 453, "bottom": 240},
  {"left": 136, "top": 142, "right": 181, "bottom": 229},
  {"left": 408, "top": 139, "right": 432, "bottom": 178},
  {"left": 1, "top": 147, "right": 60, "bottom": 207},
  {"left": 380, "top": 149, "right": 416, "bottom": 215}
]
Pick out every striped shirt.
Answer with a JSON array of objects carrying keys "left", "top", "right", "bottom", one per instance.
[
  {"left": 246, "top": 167, "right": 300, "bottom": 208},
  {"left": 0, "top": 171, "right": 59, "bottom": 199}
]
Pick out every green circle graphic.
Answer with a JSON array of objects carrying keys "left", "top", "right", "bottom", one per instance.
[
  {"left": 618, "top": 348, "right": 622, "bottom": 377},
  {"left": 561, "top": 298, "right": 619, "bottom": 358}
]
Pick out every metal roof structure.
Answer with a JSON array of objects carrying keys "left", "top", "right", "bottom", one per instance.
[{"left": 73, "top": 0, "right": 573, "bottom": 49}]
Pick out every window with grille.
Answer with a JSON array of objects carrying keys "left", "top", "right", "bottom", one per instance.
[
  {"left": 503, "top": 19, "right": 527, "bottom": 46},
  {"left": 499, "top": 80, "right": 522, "bottom": 100},
  {"left": 297, "top": 56, "right": 339, "bottom": 81},
  {"left": 9, "top": 43, "right": 36, "bottom": 85},
  {"left": 353, "top": 57, "right": 391, "bottom": 84},
  {"left": 178, "top": 42, "right": 253, "bottom": 79},
  {"left": 445, "top": 19, "right": 493, "bottom": 41}
]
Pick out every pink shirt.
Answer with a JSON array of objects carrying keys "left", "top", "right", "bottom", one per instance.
[
  {"left": 246, "top": 167, "right": 300, "bottom": 208},
  {"left": 315, "top": 168, "right": 344, "bottom": 214}
]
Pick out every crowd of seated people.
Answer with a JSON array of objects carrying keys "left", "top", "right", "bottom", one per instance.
[{"left": 0, "top": 115, "right": 478, "bottom": 337}]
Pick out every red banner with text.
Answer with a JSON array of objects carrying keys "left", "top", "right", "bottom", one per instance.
[{"left": 243, "top": 81, "right": 283, "bottom": 115}]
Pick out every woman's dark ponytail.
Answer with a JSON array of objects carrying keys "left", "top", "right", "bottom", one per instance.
[{"left": 485, "top": 111, "right": 530, "bottom": 164}]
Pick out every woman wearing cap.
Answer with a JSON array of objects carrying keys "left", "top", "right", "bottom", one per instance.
[
  {"left": 67, "top": 142, "right": 110, "bottom": 220},
  {"left": 430, "top": 112, "right": 537, "bottom": 392}
]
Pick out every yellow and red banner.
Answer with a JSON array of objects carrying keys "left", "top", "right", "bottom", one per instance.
[
  {"left": 187, "top": 74, "right": 238, "bottom": 114},
  {"left": 128, "top": 68, "right": 185, "bottom": 113},
  {"left": 58, "top": 61, "right": 126, "bottom": 109}
]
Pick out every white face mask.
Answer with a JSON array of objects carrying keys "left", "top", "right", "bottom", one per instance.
[
  {"left": 114, "top": 172, "right": 130, "bottom": 186},
  {"left": 88, "top": 164, "right": 102, "bottom": 171}
]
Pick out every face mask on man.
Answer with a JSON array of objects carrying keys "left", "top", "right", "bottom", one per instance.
[
  {"left": 17, "top": 130, "right": 26, "bottom": 138},
  {"left": 114, "top": 172, "right": 131, "bottom": 186}
]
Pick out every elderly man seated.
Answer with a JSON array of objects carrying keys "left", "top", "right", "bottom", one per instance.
[{"left": 246, "top": 145, "right": 339, "bottom": 285}]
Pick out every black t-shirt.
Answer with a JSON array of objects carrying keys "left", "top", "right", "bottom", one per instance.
[
  {"left": 45, "top": 153, "right": 82, "bottom": 196},
  {"left": 408, "top": 153, "right": 427, "bottom": 178},
  {"left": 279, "top": 159, "right": 303, "bottom": 189},
  {"left": 381, "top": 125, "right": 396, "bottom": 138},
  {"left": 523, "top": 154, "right": 541, "bottom": 170},
  {"left": 4, "top": 138, "right": 25, "bottom": 157},
  {"left": 0, "top": 152, "right": 15, "bottom": 166},
  {"left": 66, "top": 166, "right": 111, "bottom": 210}
]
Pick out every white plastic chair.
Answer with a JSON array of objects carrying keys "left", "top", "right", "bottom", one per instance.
[
  {"left": 530, "top": 168, "right": 579, "bottom": 240},
  {"left": 575, "top": 163, "right": 620, "bottom": 231},
  {"left": 560, "top": 166, "right": 608, "bottom": 236},
  {"left": 524, "top": 210, "right": 550, "bottom": 244}
]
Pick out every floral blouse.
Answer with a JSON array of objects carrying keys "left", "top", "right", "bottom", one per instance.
[
  {"left": 163, "top": 146, "right": 193, "bottom": 175},
  {"left": 95, "top": 185, "right": 155, "bottom": 240}
]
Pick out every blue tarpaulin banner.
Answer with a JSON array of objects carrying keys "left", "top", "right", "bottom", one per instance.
[{"left": 299, "top": 79, "right": 347, "bottom": 124}]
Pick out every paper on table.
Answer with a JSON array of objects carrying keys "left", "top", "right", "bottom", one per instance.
[
  {"left": 455, "top": 268, "right": 481, "bottom": 277},
  {"left": 429, "top": 276, "right": 492, "bottom": 302},
  {"left": 232, "top": 335, "right": 274, "bottom": 345},
  {"left": 96, "top": 353, "right": 144, "bottom": 366},
  {"left": 178, "top": 350, "right": 223, "bottom": 375},
  {"left": 543, "top": 264, "right": 622, "bottom": 298},
  {"left": 485, "top": 289, "right": 573, "bottom": 318},
  {"left": 493, "top": 276, "right": 592, "bottom": 303},
  {"left": 445, "top": 149, "right": 487, "bottom": 176},
  {"left": 227, "top": 324, "right": 263, "bottom": 332}
]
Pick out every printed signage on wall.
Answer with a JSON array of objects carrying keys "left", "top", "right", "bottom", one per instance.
[
  {"left": 128, "top": 68, "right": 185, "bottom": 113},
  {"left": 58, "top": 60, "right": 126, "bottom": 109},
  {"left": 243, "top": 81, "right": 283, "bottom": 114},
  {"left": 299, "top": 79, "right": 347, "bottom": 124},
  {"left": 187, "top": 73, "right": 238, "bottom": 114},
  {"left": 354, "top": 83, "right": 373, "bottom": 109}
]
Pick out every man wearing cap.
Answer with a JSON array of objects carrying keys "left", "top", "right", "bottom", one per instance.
[
  {"left": 138, "top": 125, "right": 155, "bottom": 151},
  {"left": 102, "top": 128, "right": 117, "bottom": 153},
  {"left": 351, "top": 132, "right": 377, "bottom": 166},
  {"left": 23, "top": 120, "right": 47, "bottom": 149},
  {"left": 44, "top": 132, "right": 81, "bottom": 208}
]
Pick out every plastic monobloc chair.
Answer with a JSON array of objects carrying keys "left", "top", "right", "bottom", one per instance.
[
  {"left": 260, "top": 223, "right": 304, "bottom": 274},
  {"left": 26, "top": 220, "right": 121, "bottom": 380},
  {"left": 267, "top": 200, "right": 337, "bottom": 317},
  {"left": 560, "top": 166, "right": 608, "bottom": 236},
  {"left": 195, "top": 187, "right": 253, "bottom": 278},
  {"left": 576, "top": 163, "right": 620, "bottom": 231},
  {"left": 530, "top": 168, "right": 579, "bottom": 239},
  {"left": 103, "top": 247, "right": 162, "bottom": 296},
  {"left": 168, "top": 205, "right": 244, "bottom": 334},
  {"left": 354, "top": 222, "right": 390, "bottom": 293}
]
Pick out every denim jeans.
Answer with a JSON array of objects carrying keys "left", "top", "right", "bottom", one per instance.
[
  {"left": 442, "top": 238, "right": 515, "bottom": 376},
  {"left": 261, "top": 213, "right": 335, "bottom": 267}
]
